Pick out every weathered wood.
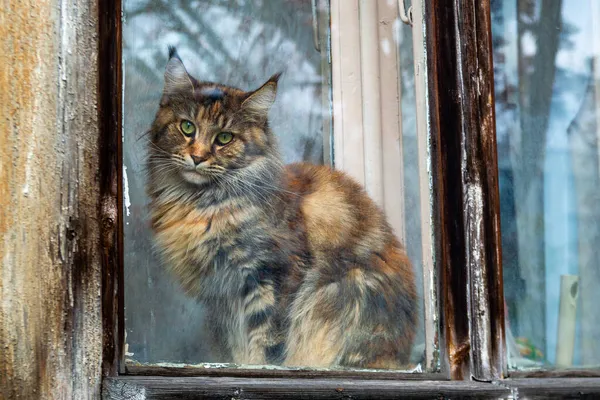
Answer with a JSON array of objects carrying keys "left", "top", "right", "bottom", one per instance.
[
  {"left": 424, "top": 0, "right": 505, "bottom": 380},
  {"left": 509, "top": 378, "right": 600, "bottom": 399},
  {"left": 0, "top": 0, "right": 102, "bottom": 398},
  {"left": 452, "top": 0, "right": 505, "bottom": 381},
  {"left": 420, "top": 0, "right": 471, "bottom": 380},
  {"left": 103, "top": 377, "right": 510, "bottom": 400},
  {"left": 510, "top": 369, "right": 600, "bottom": 379},
  {"left": 104, "top": 376, "right": 600, "bottom": 399},
  {"left": 99, "top": 0, "right": 124, "bottom": 377},
  {"left": 125, "top": 365, "right": 444, "bottom": 381}
]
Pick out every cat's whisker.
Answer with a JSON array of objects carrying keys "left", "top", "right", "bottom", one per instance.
[
  {"left": 146, "top": 156, "right": 188, "bottom": 168},
  {"left": 145, "top": 162, "right": 182, "bottom": 172},
  {"left": 146, "top": 142, "right": 176, "bottom": 157},
  {"left": 146, "top": 158, "right": 182, "bottom": 165},
  {"left": 147, "top": 165, "right": 184, "bottom": 177}
]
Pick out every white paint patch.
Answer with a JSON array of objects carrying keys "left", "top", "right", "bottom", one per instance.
[
  {"left": 393, "top": 19, "right": 402, "bottom": 44},
  {"left": 123, "top": 165, "right": 131, "bottom": 219},
  {"left": 381, "top": 38, "right": 391, "bottom": 56},
  {"left": 128, "top": 361, "right": 423, "bottom": 374},
  {"left": 410, "top": 363, "right": 423, "bottom": 373},
  {"left": 22, "top": 150, "right": 34, "bottom": 196}
]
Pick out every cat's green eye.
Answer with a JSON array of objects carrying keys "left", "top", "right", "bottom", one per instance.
[
  {"left": 180, "top": 120, "right": 196, "bottom": 136},
  {"left": 215, "top": 132, "right": 234, "bottom": 146}
]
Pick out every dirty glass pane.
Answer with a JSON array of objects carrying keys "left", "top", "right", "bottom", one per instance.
[
  {"left": 397, "top": 14, "right": 430, "bottom": 372},
  {"left": 492, "top": 0, "right": 600, "bottom": 369},
  {"left": 123, "top": 0, "right": 431, "bottom": 371}
]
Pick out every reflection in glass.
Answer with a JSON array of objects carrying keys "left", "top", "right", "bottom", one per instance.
[
  {"left": 124, "top": 0, "right": 331, "bottom": 365},
  {"left": 492, "top": 0, "right": 600, "bottom": 369},
  {"left": 123, "top": 0, "right": 429, "bottom": 370}
]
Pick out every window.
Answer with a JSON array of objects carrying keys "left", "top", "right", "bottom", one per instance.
[
  {"left": 6, "top": 0, "right": 600, "bottom": 398},
  {"left": 105, "top": 0, "right": 600, "bottom": 395},
  {"left": 122, "top": 0, "right": 337, "bottom": 366},
  {"left": 492, "top": 0, "right": 600, "bottom": 370},
  {"left": 122, "top": 0, "right": 436, "bottom": 373}
]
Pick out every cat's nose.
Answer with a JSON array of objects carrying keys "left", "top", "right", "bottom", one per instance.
[{"left": 190, "top": 154, "right": 208, "bottom": 166}]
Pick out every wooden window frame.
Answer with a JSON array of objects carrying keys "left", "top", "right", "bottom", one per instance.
[{"left": 100, "top": 0, "right": 600, "bottom": 398}]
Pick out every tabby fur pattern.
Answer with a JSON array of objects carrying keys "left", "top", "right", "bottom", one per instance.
[{"left": 146, "top": 47, "right": 418, "bottom": 369}]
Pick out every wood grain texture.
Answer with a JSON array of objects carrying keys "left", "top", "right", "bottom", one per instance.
[
  {"left": 424, "top": 0, "right": 505, "bottom": 381},
  {"left": 104, "top": 376, "right": 600, "bottom": 399},
  {"left": 0, "top": 0, "right": 103, "bottom": 398},
  {"left": 99, "top": 0, "right": 123, "bottom": 377},
  {"left": 103, "top": 377, "right": 510, "bottom": 400},
  {"left": 510, "top": 369, "right": 600, "bottom": 379},
  {"left": 125, "top": 365, "right": 444, "bottom": 380},
  {"left": 451, "top": 0, "right": 506, "bottom": 381},
  {"left": 509, "top": 378, "right": 600, "bottom": 399},
  {"left": 422, "top": 0, "right": 472, "bottom": 380}
]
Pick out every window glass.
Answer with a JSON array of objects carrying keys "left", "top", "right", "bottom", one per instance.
[
  {"left": 492, "top": 0, "right": 600, "bottom": 369},
  {"left": 123, "top": 0, "right": 432, "bottom": 371}
]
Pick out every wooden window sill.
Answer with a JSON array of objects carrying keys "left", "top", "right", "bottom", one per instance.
[{"left": 103, "top": 376, "right": 600, "bottom": 399}]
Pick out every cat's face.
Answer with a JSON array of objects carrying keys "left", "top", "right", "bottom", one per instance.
[{"left": 148, "top": 48, "right": 279, "bottom": 187}]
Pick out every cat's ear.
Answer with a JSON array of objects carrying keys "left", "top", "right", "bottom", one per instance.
[
  {"left": 162, "top": 46, "right": 194, "bottom": 102},
  {"left": 241, "top": 73, "right": 281, "bottom": 119}
]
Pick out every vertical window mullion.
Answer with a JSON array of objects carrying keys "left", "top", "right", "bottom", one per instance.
[
  {"left": 409, "top": 0, "right": 438, "bottom": 373},
  {"left": 421, "top": 0, "right": 506, "bottom": 381},
  {"left": 455, "top": 0, "right": 505, "bottom": 381},
  {"left": 99, "top": 0, "right": 124, "bottom": 377}
]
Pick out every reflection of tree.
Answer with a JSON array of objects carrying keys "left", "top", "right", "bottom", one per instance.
[
  {"left": 124, "top": 0, "right": 323, "bottom": 163},
  {"left": 569, "top": 74, "right": 600, "bottom": 365},
  {"left": 122, "top": 0, "right": 327, "bottom": 363},
  {"left": 493, "top": 0, "right": 564, "bottom": 353},
  {"left": 516, "top": 0, "right": 562, "bottom": 187},
  {"left": 513, "top": 0, "right": 562, "bottom": 355}
]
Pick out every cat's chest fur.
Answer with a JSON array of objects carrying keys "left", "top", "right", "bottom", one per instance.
[{"left": 150, "top": 194, "right": 275, "bottom": 297}]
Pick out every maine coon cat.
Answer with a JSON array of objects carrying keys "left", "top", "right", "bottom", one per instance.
[{"left": 146, "top": 47, "right": 417, "bottom": 369}]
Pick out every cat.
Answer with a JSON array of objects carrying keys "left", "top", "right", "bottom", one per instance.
[{"left": 146, "top": 46, "right": 418, "bottom": 369}]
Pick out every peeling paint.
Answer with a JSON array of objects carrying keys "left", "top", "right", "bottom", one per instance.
[
  {"left": 22, "top": 136, "right": 35, "bottom": 198},
  {"left": 127, "top": 361, "right": 423, "bottom": 374},
  {"left": 124, "top": 165, "right": 131, "bottom": 218}
]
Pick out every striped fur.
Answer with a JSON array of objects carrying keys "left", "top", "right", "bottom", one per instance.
[{"left": 146, "top": 49, "right": 418, "bottom": 368}]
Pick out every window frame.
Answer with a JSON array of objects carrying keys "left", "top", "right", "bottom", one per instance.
[
  {"left": 100, "top": 0, "right": 600, "bottom": 397},
  {"left": 422, "top": 0, "right": 505, "bottom": 381}
]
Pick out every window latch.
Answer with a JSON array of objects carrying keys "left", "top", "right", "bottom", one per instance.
[{"left": 398, "top": 0, "right": 413, "bottom": 26}]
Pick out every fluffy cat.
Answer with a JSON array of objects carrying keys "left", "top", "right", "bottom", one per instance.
[{"left": 146, "top": 47, "right": 417, "bottom": 369}]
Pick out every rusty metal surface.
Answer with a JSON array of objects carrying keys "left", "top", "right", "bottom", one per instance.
[
  {"left": 425, "top": 0, "right": 505, "bottom": 381},
  {"left": 0, "top": 0, "right": 102, "bottom": 398}
]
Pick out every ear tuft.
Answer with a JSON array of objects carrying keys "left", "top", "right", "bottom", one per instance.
[
  {"left": 267, "top": 72, "right": 282, "bottom": 84},
  {"left": 163, "top": 46, "right": 194, "bottom": 99},
  {"left": 241, "top": 73, "right": 281, "bottom": 118},
  {"left": 168, "top": 45, "right": 179, "bottom": 60}
]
